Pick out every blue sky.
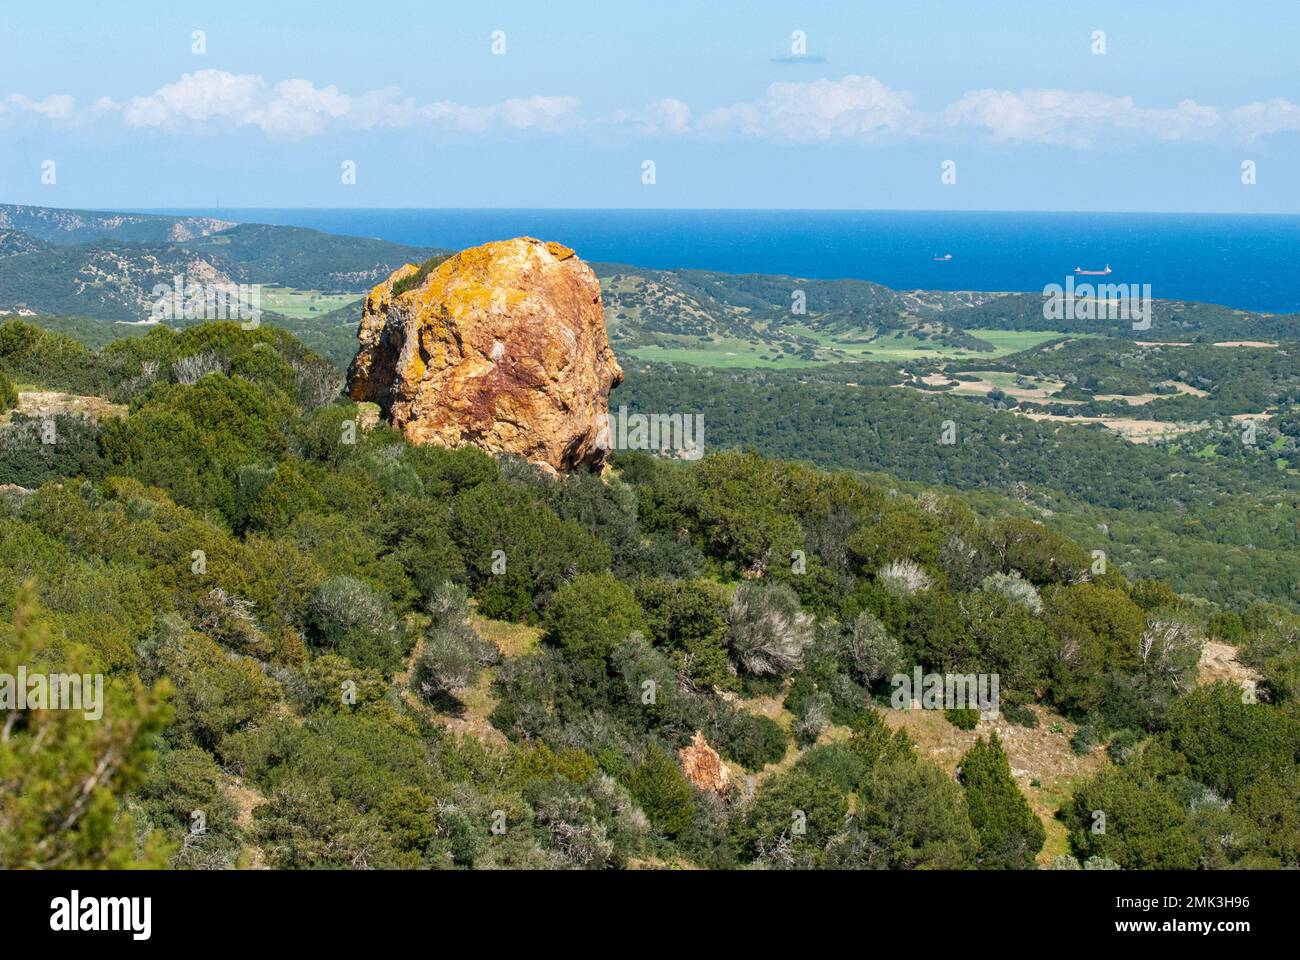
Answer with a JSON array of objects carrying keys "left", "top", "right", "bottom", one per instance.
[{"left": 1, "top": 0, "right": 1298, "bottom": 211}]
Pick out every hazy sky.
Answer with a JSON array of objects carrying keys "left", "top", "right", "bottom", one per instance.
[{"left": 2, "top": 0, "right": 1298, "bottom": 211}]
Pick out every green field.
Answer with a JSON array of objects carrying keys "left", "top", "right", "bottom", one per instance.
[
  {"left": 625, "top": 327, "right": 1072, "bottom": 369},
  {"left": 259, "top": 287, "right": 363, "bottom": 320},
  {"left": 625, "top": 337, "right": 814, "bottom": 368}
]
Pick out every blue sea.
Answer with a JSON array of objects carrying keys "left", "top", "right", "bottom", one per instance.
[{"left": 152, "top": 209, "right": 1300, "bottom": 315}]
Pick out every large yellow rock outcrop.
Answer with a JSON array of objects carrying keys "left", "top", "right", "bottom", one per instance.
[{"left": 347, "top": 237, "right": 623, "bottom": 473}]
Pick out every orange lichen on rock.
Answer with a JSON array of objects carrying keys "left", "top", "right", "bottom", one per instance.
[
  {"left": 347, "top": 237, "right": 623, "bottom": 473},
  {"left": 678, "top": 731, "right": 729, "bottom": 797}
]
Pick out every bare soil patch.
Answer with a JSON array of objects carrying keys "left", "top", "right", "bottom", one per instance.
[
  {"left": 1016, "top": 410, "right": 1204, "bottom": 443},
  {"left": 2, "top": 390, "right": 127, "bottom": 427},
  {"left": 1198, "top": 641, "right": 1259, "bottom": 689}
]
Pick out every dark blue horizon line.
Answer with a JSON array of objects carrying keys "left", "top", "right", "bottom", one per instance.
[{"left": 121, "top": 206, "right": 1300, "bottom": 219}]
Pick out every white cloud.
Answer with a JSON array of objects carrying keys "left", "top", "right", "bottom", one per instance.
[
  {"left": 420, "top": 95, "right": 581, "bottom": 133},
  {"left": 611, "top": 98, "right": 692, "bottom": 135},
  {"left": 89, "top": 70, "right": 578, "bottom": 138},
  {"left": 3, "top": 93, "right": 77, "bottom": 121},
  {"left": 698, "top": 75, "right": 915, "bottom": 141},
  {"left": 122, "top": 70, "right": 265, "bottom": 128},
  {"left": 609, "top": 80, "right": 1297, "bottom": 149},
  {"left": 1229, "top": 97, "right": 1300, "bottom": 141},
  {"left": 945, "top": 88, "right": 1230, "bottom": 146},
  {"left": 242, "top": 79, "right": 354, "bottom": 137},
  {"left": 7, "top": 71, "right": 1300, "bottom": 148}
]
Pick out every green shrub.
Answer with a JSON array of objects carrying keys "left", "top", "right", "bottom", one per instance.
[
  {"left": 391, "top": 256, "right": 448, "bottom": 296},
  {"left": 543, "top": 573, "right": 645, "bottom": 668},
  {"left": 960, "top": 733, "right": 1044, "bottom": 869},
  {"left": 1107, "top": 728, "right": 1142, "bottom": 764},
  {"left": 791, "top": 742, "right": 863, "bottom": 794},
  {"left": 1066, "top": 769, "right": 1200, "bottom": 869},
  {"left": 737, "top": 769, "right": 850, "bottom": 863},
  {"left": 448, "top": 481, "right": 611, "bottom": 622},
  {"left": 945, "top": 707, "right": 979, "bottom": 730},
  {"left": 849, "top": 760, "right": 979, "bottom": 869},
  {"left": 1070, "top": 723, "right": 1099, "bottom": 756},
  {"left": 1165, "top": 682, "right": 1300, "bottom": 798},
  {"left": 0, "top": 413, "right": 106, "bottom": 487},
  {"left": 0, "top": 369, "right": 17, "bottom": 412},
  {"left": 1002, "top": 701, "right": 1039, "bottom": 728},
  {"left": 139, "top": 617, "right": 279, "bottom": 751},
  {"left": 717, "top": 712, "right": 788, "bottom": 771},
  {"left": 308, "top": 576, "right": 407, "bottom": 672},
  {"left": 635, "top": 578, "right": 733, "bottom": 690},
  {"left": 627, "top": 744, "right": 696, "bottom": 837},
  {"left": 135, "top": 747, "right": 244, "bottom": 869}
]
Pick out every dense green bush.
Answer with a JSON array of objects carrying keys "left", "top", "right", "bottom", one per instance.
[
  {"left": 0, "top": 369, "right": 16, "bottom": 412},
  {"left": 737, "top": 768, "right": 850, "bottom": 864},
  {"left": 960, "top": 733, "right": 1044, "bottom": 869},
  {"left": 945, "top": 707, "right": 979, "bottom": 730},
  {"left": 635, "top": 578, "right": 733, "bottom": 690},
  {"left": 1165, "top": 683, "right": 1300, "bottom": 798},
  {"left": 716, "top": 712, "right": 788, "bottom": 771},
  {"left": 628, "top": 744, "right": 696, "bottom": 838},
  {"left": 851, "top": 760, "right": 979, "bottom": 869},
  {"left": 1001, "top": 701, "right": 1038, "bottom": 728},
  {"left": 1065, "top": 768, "right": 1200, "bottom": 869},
  {"left": 0, "top": 413, "right": 106, "bottom": 487},
  {"left": 544, "top": 573, "right": 645, "bottom": 667}
]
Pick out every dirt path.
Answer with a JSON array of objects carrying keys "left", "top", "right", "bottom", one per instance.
[{"left": 221, "top": 772, "right": 269, "bottom": 869}]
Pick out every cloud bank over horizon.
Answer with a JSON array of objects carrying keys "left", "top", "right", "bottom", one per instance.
[{"left": 7, "top": 70, "right": 1300, "bottom": 148}]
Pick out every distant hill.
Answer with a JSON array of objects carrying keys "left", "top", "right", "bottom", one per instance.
[
  {"left": 0, "top": 203, "right": 236, "bottom": 244},
  {"left": 5, "top": 203, "right": 1299, "bottom": 358},
  {"left": 943, "top": 290, "right": 1300, "bottom": 341},
  {"left": 596, "top": 262, "right": 1005, "bottom": 359},
  {"left": 0, "top": 205, "right": 440, "bottom": 321},
  {"left": 597, "top": 262, "right": 1300, "bottom": 360},
  {"left": 0, "top": 229, "right": 50, "bottom": 258},
  {"left": 179, "top": 223, "right": 438, "bottom": 290}
]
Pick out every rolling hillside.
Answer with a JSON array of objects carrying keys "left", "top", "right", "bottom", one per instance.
[
  {"left": 0, "top": 206, "right": 438, "bottom": 321},
  {"left": 0, "top": 203, "right": 235, "bottom": 244}
]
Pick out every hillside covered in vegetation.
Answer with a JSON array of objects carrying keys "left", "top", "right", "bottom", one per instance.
[
  {"left": 597, "top": 261, "right": 1300, "bottom": 366},
  {"left": 2, "top": 319, "right": 1297, "bottom": 870},
  {"left": 619, "top": 358, "right": 1300, "bottom": 610},
  {"left": 0, "top": 206, "right": 436, "bottom": 321}
]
